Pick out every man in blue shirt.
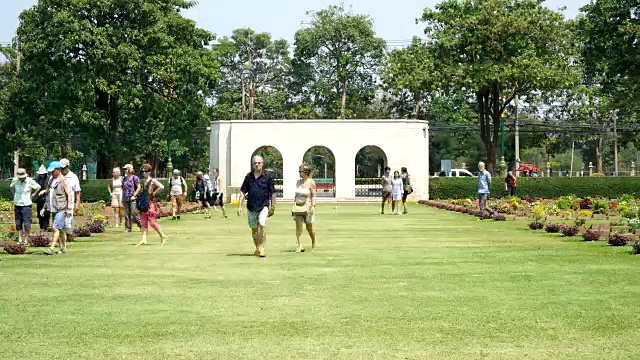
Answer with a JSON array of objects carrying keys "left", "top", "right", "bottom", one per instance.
[
  {"left": 237, "top": 155, "right": 276, "bottom": 257},
  {"left": 10, "top": 168, "right": 41, "bottom": 244},
  {"left": 477, "top": 161, "right": 492, "bottom": 220}
]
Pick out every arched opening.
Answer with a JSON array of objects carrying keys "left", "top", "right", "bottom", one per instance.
[
  {"left": 355, "top": 145, "right": 388, "bottom": 197},
  {"left": 251, "top": 146, "right": 283, "bottom": 198},
  {"left": 302, "top": 146, "right": 336, "bottom": 198}
]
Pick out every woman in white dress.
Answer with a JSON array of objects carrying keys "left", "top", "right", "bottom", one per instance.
[
  {"left": 391, "top": 171, "right": 404, "bottom": 215},
  {"left": 107, "top": 167, "right": 124, "bottom": 227},
  {"left": 292, "top": 163, "right": 317, "bottom": 252}
]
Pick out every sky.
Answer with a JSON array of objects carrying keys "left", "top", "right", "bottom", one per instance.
[{"left": 1, "top": 0, "right": 591, "bottom": 48}]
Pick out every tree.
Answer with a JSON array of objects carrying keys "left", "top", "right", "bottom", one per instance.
[
  {"left": 420, "top": 0, "right": 577, "bottom": 172},
  {"left": 16, "top": 0, "right": 219, "bottom": 177},
  {"left": 212, "top": 28, "right": 291, "bottom": 120},
  {"left": 382, "top": 37, "right": 438, "bottom": 118},
  {"left": 293, "top": 5, "right": 386, "bottom": 119},
  {"left": 577, "top": 0, "right": 639, "bottom": 103}
]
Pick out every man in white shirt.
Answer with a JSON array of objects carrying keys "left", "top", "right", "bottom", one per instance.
[
  {"left": 168, "top": 169, "right": 187, "bottom": 220},
  {"left": 59, "top": 158, "right": 82, "bottom": 237}
]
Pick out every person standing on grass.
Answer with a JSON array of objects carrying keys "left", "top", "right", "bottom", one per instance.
[
  {"left": 293, "top": 163, "right": 317, "bottom": 252},
  {"left": 381, "top": 166, "right": 392, "bottom": 214},
  {"left": 35, "top": 165, "right": 51, "bottom": 234},
  {"left": 211, "top": 168, "right": 228, "bottom": 218},
  {"left": 132, "top": 164, "right": 167, "bottom": 246},
  {"left": 168, "top": 169, "right": 187, "bottom": 220},
  {"left": 237, "top": 155, "right": 276, "bottom": 258},
  {"left": 391, "top": 171, "right": 404, "bottom": 215},
  {"left": 10, "top": 168, "right": 41, "bottom": 244},
  {"left": 108, "top": 167, "right": 124, "bottom": 227},
  {"left": 194, "top": 174, "right": 212, "bottom": 218},
  {"left": 505, "top": 170, "right": 517, "bottom": 197},
  {"left": 477, "top": 162, "right": 492, "bottom": 220},
  {"left": 44, "top": 161, "right": 72, "bottom": 255},
  {"left": 400, "top": 167, "right": 412, "bottom": 214},
  {"left": 59, "top": 158, "right": 81, "bottom": 241},
  {"left": 122, "top": 164, "right": 141, "bottom": 232}
]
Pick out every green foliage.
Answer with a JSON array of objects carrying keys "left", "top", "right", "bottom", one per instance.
[
  {"left": 293, "top": 5, "right": 386, "bottom": 119},
  {"left": 532, "top": 203, "right": 547, "bottom": 221},
  {"left": 15, "top": 0, "right": 219, "bottom": 176},
  {"left": 592, "top": 200, "right": 608, "bottom": 214},
  {"left": 429, "top": 177, "right": 640, "bottom": 200},
  {"left": 419, "top": 0, "right": 578, "bottom": 172},
  {"left": 212, "top": 28, "right": 291, "bottom": 120},
  {"left": 555, "top": 198, "right": 571, "bottom": 210}
]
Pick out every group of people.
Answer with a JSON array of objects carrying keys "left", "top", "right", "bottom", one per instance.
[
  {"left": 380, "top": 166, "right": 412, "bottom": 215},
  {"left": 10, "top": 158, "right": 81, "bottom": 255}
]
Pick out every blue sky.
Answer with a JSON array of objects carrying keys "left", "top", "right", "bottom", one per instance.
[{"left": 1, "top": 0, "right": 590, "bottom": 47}]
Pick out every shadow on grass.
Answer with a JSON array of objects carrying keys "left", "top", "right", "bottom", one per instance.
[{"left": 226, "top": 253, "right": 255, "bottom": 257}]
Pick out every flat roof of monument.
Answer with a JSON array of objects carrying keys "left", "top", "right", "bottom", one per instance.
[{"left": 210, "top": 119, "right": 429, "bottom": 125}]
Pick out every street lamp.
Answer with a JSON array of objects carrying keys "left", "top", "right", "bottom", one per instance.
[{"left": 314, "top": 154, "right": 327, "bottom": 178}]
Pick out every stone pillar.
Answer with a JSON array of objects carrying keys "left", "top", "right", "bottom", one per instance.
[
  {"left": 335, "top": 152, "right": 356, "bottom": 200},
  {"left": 631, "top": 161, "right": 636, "bottom": 177},
  {"left": 589, "top": 162, "right": 593, "bottom": 176},
  {"left": 282, "top": 152, "right": 300, "bottom": 201},
  {"left": 546, "top": 162, "right": 551, "bottom": 178}
]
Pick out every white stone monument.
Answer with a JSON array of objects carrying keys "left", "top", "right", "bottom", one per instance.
[{"left": 209, "top": 119, "right": 430, "bottom": 202}]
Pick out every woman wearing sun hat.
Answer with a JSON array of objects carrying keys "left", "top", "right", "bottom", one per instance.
[
  {"left": 35, "top": 164, "right": 51, "bottom": 234},
  {"left": 10, "top": 168, "right": 41, "bottom": 244}
]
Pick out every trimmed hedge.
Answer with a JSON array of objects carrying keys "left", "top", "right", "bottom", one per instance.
[
  {"left": 0, "top": 179, "right": 196, "bottom": 203},
  {"left": 429, "top": 177, "right": 640, "bottom": 200}
]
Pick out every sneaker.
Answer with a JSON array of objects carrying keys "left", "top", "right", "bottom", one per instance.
[
  {"left": 258, "top": 247, "right": 266, "bottom": 257},
  {"left": 177, "top": 216, "right": 181, "bottom": 220},
  {"left": 171, "top": 216, "right": 177, "bottom": 220},
  {"left": 44, "top": 248, "right": 57, "bottom": 255},
  {"left": 60, "top": 248, "right": 68, "bottom": 254}
]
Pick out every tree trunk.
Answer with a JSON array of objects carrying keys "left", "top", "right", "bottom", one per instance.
[
  {"left": 241, "top": 78, "right": 246, "bottom": 120},
  {"left": 341, "top": 79, "right": 348, "bottom": 119},
  {"left": 595, "top": 137, "right": 603, "bottom": 174},
  {"left": 414, "top": 94, "right": 421, "bottom": 119},
  {"left": 477, "top": 89, "right": 497, "bottom": 173}
]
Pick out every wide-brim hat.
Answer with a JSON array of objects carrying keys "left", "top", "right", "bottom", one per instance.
[{"left": 36, "top": 165, "right": 48, "bottom": 175}]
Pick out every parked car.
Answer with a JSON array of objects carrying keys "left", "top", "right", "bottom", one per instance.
[{"left": 435, "top": 169, "right": 476, "bottom": 178}]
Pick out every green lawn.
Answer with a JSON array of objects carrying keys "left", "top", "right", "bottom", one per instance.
[{"left": 1, "top": 203, "right": 639, "bottom": 359}]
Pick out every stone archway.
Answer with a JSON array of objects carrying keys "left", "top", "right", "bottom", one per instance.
[
  {"left": 209, "top": 119, "right": 429, "bottom": 202},
  {"left": 250, "top": 145, "right": 283, "bottom": 198},
  {"left": 355, "top": 145, "right": 388, "bottom": 198},
  {"left": 302, "top": 146, "right": 336, "bottom": 198}
]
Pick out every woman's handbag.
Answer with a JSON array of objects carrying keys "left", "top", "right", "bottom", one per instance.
[{"left": 291, "top": 198, "right": 310, "bottom": 216}]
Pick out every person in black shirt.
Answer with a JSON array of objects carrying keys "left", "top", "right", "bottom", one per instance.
[{"left": 237, "top": 155, "right": 276, "bottom": 257}]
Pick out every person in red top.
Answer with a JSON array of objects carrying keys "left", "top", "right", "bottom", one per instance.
[{"left": 505, "top": 171, "right": 517, "bottom": 196}]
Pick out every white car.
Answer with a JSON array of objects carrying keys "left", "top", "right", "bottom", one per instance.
[{"left": 435, "top": 169, "right": 476, "bottom": 177}]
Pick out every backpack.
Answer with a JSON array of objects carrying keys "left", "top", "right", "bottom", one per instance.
[{"left": 136, "top": 180, "right": 151, "bottom": 212}]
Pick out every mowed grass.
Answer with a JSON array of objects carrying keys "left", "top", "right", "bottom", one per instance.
[{"left": 1, "top": 203, "right": 640, "bottom": 359}]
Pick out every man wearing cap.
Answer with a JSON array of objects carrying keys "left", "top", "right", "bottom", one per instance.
[
  {"left": 34, "top": 165, "right": 51, "bottom": 234},
  {"left": 168, "top": 169, "right": 187, "bottom": 220},
  {"left": 9, "top": 168, "right": 41, "bottom": 244},
  {"left": 122, "top": 164, "right": 141, "bottom": 232},
  {"left": 44, "top": 161, "right": 73, "bottom": 255},
  {"left": 59, "top": 159, "right": 81, "bottom": 240}
]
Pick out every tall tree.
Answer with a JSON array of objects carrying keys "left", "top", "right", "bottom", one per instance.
[
  {"left": 16, "top": 0, "right": 219, "bottom": 177},
  {"left": 420, "top": 0, "right": 577, "bottom": 172},
  {"left": 212, "top": 28, "right": 291, "bottom": 120},
  {"left": 382, "top": 37, "right": 438, "bottom": 118},
  {"left": 577, "top": 0, "right": 639, "bottom": 103},
  {"left": 293, "top": 5, "right": 386, "bottom": 119}
]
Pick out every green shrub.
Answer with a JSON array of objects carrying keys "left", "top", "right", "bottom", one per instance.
[
  {"left": 0, "top": 179, "right": 197, "bottom": 203},
  {"left": 555, "top": 198, "right": 571, "bottom": 210},
  {"left": 429, "top": 177, "right": 640, "bottom": 200}
]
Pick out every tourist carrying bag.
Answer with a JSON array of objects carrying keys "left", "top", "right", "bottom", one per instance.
[
  {"left": 136, "top": 182, "right": 150, "bottom": 213},
  {"left": 292, "top": 199, "right": 310, "bottom": 216}
]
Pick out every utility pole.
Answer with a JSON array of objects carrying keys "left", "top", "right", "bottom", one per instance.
[
  {"left": 570, "top": 141, "right": 575, "bottom": 178},
  {"left": 514, "top": 85, "right": 520, "bottom": 176},
  {"left": 613, "top": 112, "right": 618, "bottom": 176},
  {"left": 13, "top": 41, "right": 21, "bottom": 177}
]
